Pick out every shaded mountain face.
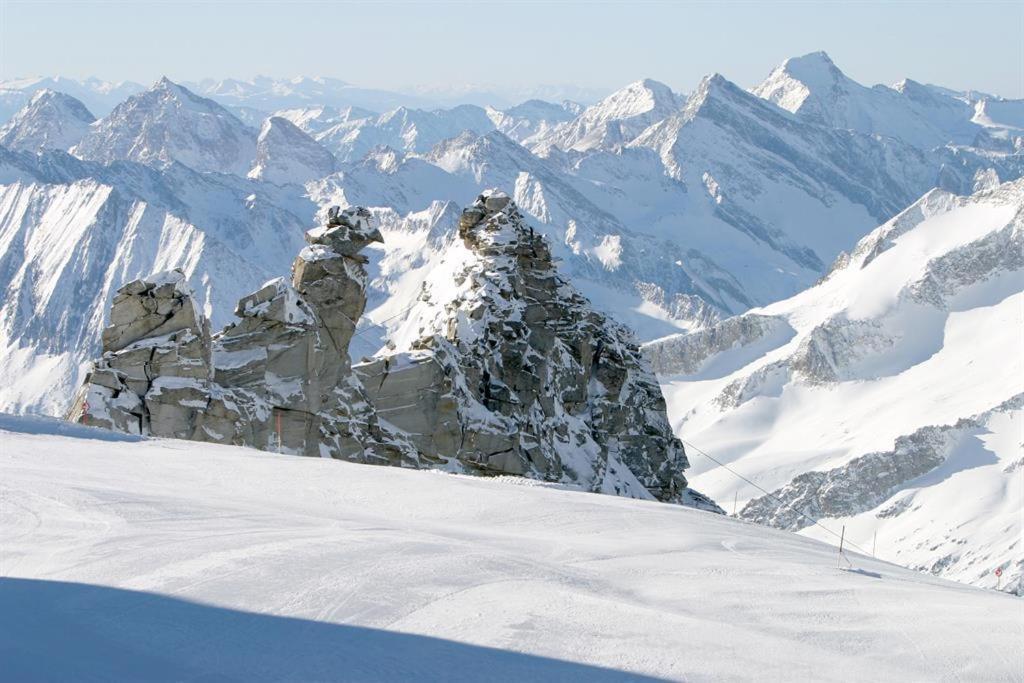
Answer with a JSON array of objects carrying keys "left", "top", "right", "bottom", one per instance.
[
  {"left": 645, "top": 178, "right": 1023, "bottom": 592},
  {"left": 72, "top": 78, "right": 258, "bottom": 175},
  {"left": 0, "top": 90, "right": 95, "bottom": 153}
]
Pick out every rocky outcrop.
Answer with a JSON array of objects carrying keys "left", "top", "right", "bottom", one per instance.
[
  {"left": 70, "top": 194, "right": 717, "bottom": 511},
  {"left": 355, "top": 190, "right": 721, "bottom": 510},
  {"left": 642, "top": 314, "right": 793, "bottom": 376},
  {"left": 68, "top": 271, "right": 212, "bottom": 437},
  {"left": 739, "top": 395, "right": 1024, "bottom": 531},
  {"left": 69, "top": 206, "right": 419, "bottom": 465}
]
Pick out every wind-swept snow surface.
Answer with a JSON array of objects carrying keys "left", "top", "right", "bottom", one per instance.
[{"left": 1, "top": 416, "right": 1021, "bottom": 681}]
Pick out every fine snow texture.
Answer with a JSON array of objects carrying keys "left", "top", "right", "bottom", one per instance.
[
  {"left": 647, "top": 178, "right": 1024, "bottom": 593},
  {"left": 1, "top": 416, "right": 1021, "bottom": 682}
]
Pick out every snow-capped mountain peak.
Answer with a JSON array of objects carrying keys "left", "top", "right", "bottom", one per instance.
[
  {"left": 248, "top": 115, "right": 336, "bottom": 185},
  {"left": 752, "top": 51, "right": 856, "bottom": 121},
  {"left": 751, "top": 51, "right": 1005, "bottom": 149},
  {"left": 71, "top": 77, "right": 258, "bottom": 174},
  {"left": 538, "top": 78, "right": 681, "bottom": 151},
  {"left": 0, "top": 89, "right": 95, "bottom": 152}
]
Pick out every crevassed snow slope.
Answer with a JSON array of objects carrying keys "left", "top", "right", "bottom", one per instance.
[
  {"left": 1, "top": 415, "right": 1020, "bottom": 682},
  {"left": 647, "top": 179, "right": 1024, "bottom": 592}
]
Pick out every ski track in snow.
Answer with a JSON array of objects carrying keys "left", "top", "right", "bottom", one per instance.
[{"left": 1, "top": 416, "right": 1021, "bottom": 682}]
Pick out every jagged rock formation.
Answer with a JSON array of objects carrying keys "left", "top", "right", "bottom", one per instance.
[
  {"left": 68, "top": 271, "right": 212, "bottom": 436},
  {"left": 69, "top": 207, "right": 418, "bottom": 465},
  {"left": 69, "top": 194, "right": 714, "bottom": 510},
  {"left": 355, "top": 191, "right": 721, "bottom": 509}
]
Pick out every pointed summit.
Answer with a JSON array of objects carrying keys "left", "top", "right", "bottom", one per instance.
[
  {"left": 72, "top": 78, "right": 257, "bottom": 174},
  {"left": 542, "top": 78, "right": 681, "bottom": 151},
  {"left": 753, "top": 51, "right": 978, "bottom": 148},
  {"left": 248, "top": 116, "right": 336, "bottom": 185},
  {"left": 0, "top": 89, "right": 95, "bottom": 152},
  {"left": 751, "top": 51, "right": 849, "bottom": 116},
  {"left": 779, "top": 51, "right": 842, "bottom": 85}
]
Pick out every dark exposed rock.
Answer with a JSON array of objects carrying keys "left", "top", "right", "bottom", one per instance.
[{"left": 356, "top": 190, "right": 721, "bottom": 510}]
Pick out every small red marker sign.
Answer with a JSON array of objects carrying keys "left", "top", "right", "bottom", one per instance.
[{"left": 994, "top": 567, "right": 1003, "bottom": 577}]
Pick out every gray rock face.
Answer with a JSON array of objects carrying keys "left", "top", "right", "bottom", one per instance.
[
  {"left": 642, "top": 314, "right": 793, "bottom": 376},
  {"left": 70, "top": 196, "right": 718, "bottom": 511},
  {"left": 356, "top": 190, "right": 721, "bottom": 510},
  {"left": 740, "top": 395, "right": 1023, "bottom": 531},
  {"left": 70, "top": 209, "right": 419, "bottom": 465},
  {"left": 68, "top": 270, "right": 212, "bottom": 437}
]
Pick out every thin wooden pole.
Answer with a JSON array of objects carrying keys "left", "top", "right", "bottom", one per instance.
[
  {"left": 733, "top": 491, "right": 738, "bottom": 516},
  {"left": 872, "top": 530, "right": 877, "bottom": 558},
  {"left": 838, "top": 525, "right": 846, "bottom": 568},
  {"left": 276, "top": 411, "right": 282, "bottom": 454}
]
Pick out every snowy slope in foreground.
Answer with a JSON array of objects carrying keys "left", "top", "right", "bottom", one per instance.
[
  {"left": 647, "top": 179, "right": 1023, "bottom": 592},
  {"left": 1, "top": 417, "right": 1021, "bottom": 682}
]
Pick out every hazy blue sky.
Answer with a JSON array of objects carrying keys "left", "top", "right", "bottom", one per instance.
[{"left": 2, "top": 1, "right": 1021, "bottom": 97}]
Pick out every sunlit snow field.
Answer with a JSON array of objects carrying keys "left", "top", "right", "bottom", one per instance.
[{"left": 1, "top": 415, "right": 1020, "bottom": 681}]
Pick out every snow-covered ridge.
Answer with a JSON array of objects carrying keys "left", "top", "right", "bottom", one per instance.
[
  {"left": 248, "top": 116, "right": 336, "bottom": 185},
  {"left": 646, "top": 178, "right": 1024, "bottom": 591},
  {"left": 752, "top": 51, "right": 1021, "bottom": 150}
]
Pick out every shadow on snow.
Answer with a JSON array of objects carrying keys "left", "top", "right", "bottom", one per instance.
[{"left": 0, "top": 577, "right": 663, "bottom": 682}]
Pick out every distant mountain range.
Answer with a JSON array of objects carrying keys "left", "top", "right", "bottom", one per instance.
[
  {"left": 0, "top": 52, "right": 1020, "bottom": 592},
  {"left": 1, "top": 52, "right": 1020, "bottom": 417}
]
